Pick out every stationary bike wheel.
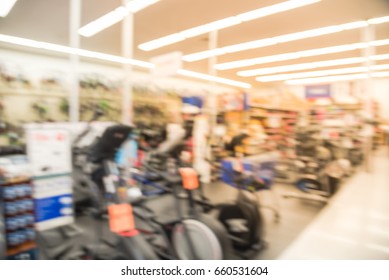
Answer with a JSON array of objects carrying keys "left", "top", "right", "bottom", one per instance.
[{"left": 172, "top": 219, "right": 223, "bottom": 260}]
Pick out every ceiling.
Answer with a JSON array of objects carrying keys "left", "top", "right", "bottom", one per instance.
[{"left": 1, "top": 0, "right": 389, "bottom": 88}]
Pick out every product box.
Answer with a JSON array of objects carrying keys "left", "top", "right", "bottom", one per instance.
[{"left": 220, "top": 152, "right": 279, "bottom": 191}]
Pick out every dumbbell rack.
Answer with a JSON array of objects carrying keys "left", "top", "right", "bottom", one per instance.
[{"left": 0, "top": 154, "right": 37, "bottom": 260}]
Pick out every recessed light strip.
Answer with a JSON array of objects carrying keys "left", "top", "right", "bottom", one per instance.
[
  {"left": 177, "top": 69, "right": 251, "bottom": 88},
  {"left": 138, "top": 0, "right": 321, "bottom": 51},
  {"left": 216, "top": 39, "right": 389, "bottom": 70},
  {"left": 372, "top": 71, "right": 389, "bottom": 77},
  {"left": 0, "top": 0, "right": 17, "bottom": 17},
  {"left": 79, "top": 0, "right": 159, "bottom": 37},
  {"left": 0, "top": 34, "right": 154, "bottom": 68},
  {"left": 285, "top": 71, "right": 389, "bottom": 85},
  {"left": 183, "top": 15, "right": 389, "bottom": 63},
  {"left": 256, "top": 64, "right": 389, "bottom": 82},
  {"left": 0, "top": 34, "right": 250, "bottom": 89},
  {"left": 257, "top": 66, "right": 369, "bottom": 82},
  {"left": 238, "top": 54, "right": 389, "bottom": 77},
  {"left": 286, "top": 73, "right": 369, "bottom": 84}
]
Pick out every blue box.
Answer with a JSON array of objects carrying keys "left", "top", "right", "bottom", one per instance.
[{"left": 221, "top": 158, "right": 276, "bottom": 191}]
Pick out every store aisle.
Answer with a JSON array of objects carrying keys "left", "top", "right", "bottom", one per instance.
[{"left": 279, "top": 149, "right": 389, "bottom": 259}]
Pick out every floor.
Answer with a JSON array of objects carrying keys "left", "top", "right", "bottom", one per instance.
[{"left": 279, "top": 148, "right": 389, "bottom": 259}]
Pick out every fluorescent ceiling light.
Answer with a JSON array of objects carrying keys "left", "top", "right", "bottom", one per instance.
[
  {"left": 215, "top": 39, "right": 389, "bottom": 70},
  {"left": 183, "top": 19, "right": 374, "bottom": 62},
  {"left": 239, "top": 57, "right": 367, "bottom": 77},
  {"left": 285, "top": 69, "right": 389, "bottom": 85},
  {"left": 0, "top": 34, "right": 249, "bottom": 89},
  {"left": 285, "top": 73, "right": 368, "bottom": 85},
  {"left": 372, "top": 71, "right": 389, "bottom": 77},
  {"left": 238, "top": 54, "right": 389, "bottom": 77},
  {"left": 79, "top": 0, "right": 159, "bottom": 37},
  {"left": 79, "top": 6, "right": 128, "bottom": 37},
  {"left": 370, "top": 39, "right": 389, "bottom": 46},
  {"left": 367, "top": 15, "right": 389, "bottom": 25},
  {"left": 373, "top": 54, "right": 389, "bottom": 60},
  {"left": 126, "top": 0, "right": 159, "bottom": 13},
  {"left": 138, "top": 33, "right": 186, "bottom": 51},
  {"left": 0, "top": 0, "right": 17, "bottom": 17},
  {"left": 237, "top": 0, "right": 320, "bottom": 22},
  {"left": 285, "top": 70, "right": 389, "bottom": 84},
  {"left": 180, "top": 17, "right": 241, "bottom": 38},
  {"left": 0, "top": 34, "right": 154, "bottom": 68},
  {"left": 257, "top": 66, "right": 369, "bottom": 82},
  {"left": 371, "top": 64, "right": 389, "bottom": 71},
  {"left": 177, "top": 69, "right": 251, "bottom": 89},
  {"left": 222, "top": 38, "right": 277, "bottom": 53},
  {"left": 176, "top": 49, "right": 227, "bottom": 62},
  {"left": 138, "top": 0, "right": 321, "bottom": 51}
]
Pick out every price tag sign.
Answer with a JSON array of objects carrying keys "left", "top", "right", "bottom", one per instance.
[
  {"left": 26, "top": 128, "right": 71, "bottom": 177},
  {"left": 179, "top": 168, "right": 199, "bottom": 190},
  {"left": 108, "top": 204, "right": 135, "bottom": 233}
]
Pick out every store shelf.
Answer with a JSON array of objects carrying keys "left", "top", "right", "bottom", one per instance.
[
  {"left": 250, "top": 104, "right": 302, "bottom": 112},
  {"left": 6, "top": 241, "right": 36, "bottom": 257},
  {"left": 79, "top": 95, "right": 121, "bottom": 102},
  {"left": 0, "top": 177, "right": 32, "bottom": 185},
  {"left": 0, "top": 87, "right": 68, "bottom": 98}
]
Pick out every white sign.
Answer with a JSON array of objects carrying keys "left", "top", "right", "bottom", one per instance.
[
  {"left": 150, "top": 51, "right": 182, "bottom": 77},
  {"left": 26, "top": 128, "right": 72, "bottom": 177},
  {"left": 33, "top": 175, "right": 74, "bottom": 231}
]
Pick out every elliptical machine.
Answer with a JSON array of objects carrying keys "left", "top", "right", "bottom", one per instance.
[{"left": 198, "top": 133, "right": 270, "bottom": 259}]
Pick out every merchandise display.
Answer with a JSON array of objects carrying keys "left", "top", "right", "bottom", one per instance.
[
  {"left": 0, "top": 0, "right": 388, "bottom": 266},
  {"left": 0, "top": 152, "right": 37, "bottom": 260}
]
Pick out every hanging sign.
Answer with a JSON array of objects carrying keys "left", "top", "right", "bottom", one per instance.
[
  {"left": 305, "top": 84, "right": 331, "bottom": 99},
  {"left": 150, "top": 51, "right": 183, "bottom": 77}
]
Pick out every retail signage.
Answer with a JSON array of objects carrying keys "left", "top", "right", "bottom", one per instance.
[
  {"left": 305, "top": 84, "right": 331, "bottom": 99},
  {"left": 150, "top": 51, "right": 183, "bottom": 77},
  {"left": 33, "top": 176, "right": 74, "bottom": 231},
  {"left": 26, "top": 128, "right": 73, "bottom": 231},
  {"left": 26, "top": 128, "right": 71, "bottom": 177}
]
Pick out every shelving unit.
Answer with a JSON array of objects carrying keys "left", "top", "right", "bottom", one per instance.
[
  {"left": 0, "top": 87, "right": 68, "bottom": 98},
  {"left": 247, "top": 105, "right": 300, "bottom": 157},
  {"left": 0, "top": 154, "right": 37, "bottom": 260},
  {"left": 0, "top": 86, "right": 70, "bottom": 126}
]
